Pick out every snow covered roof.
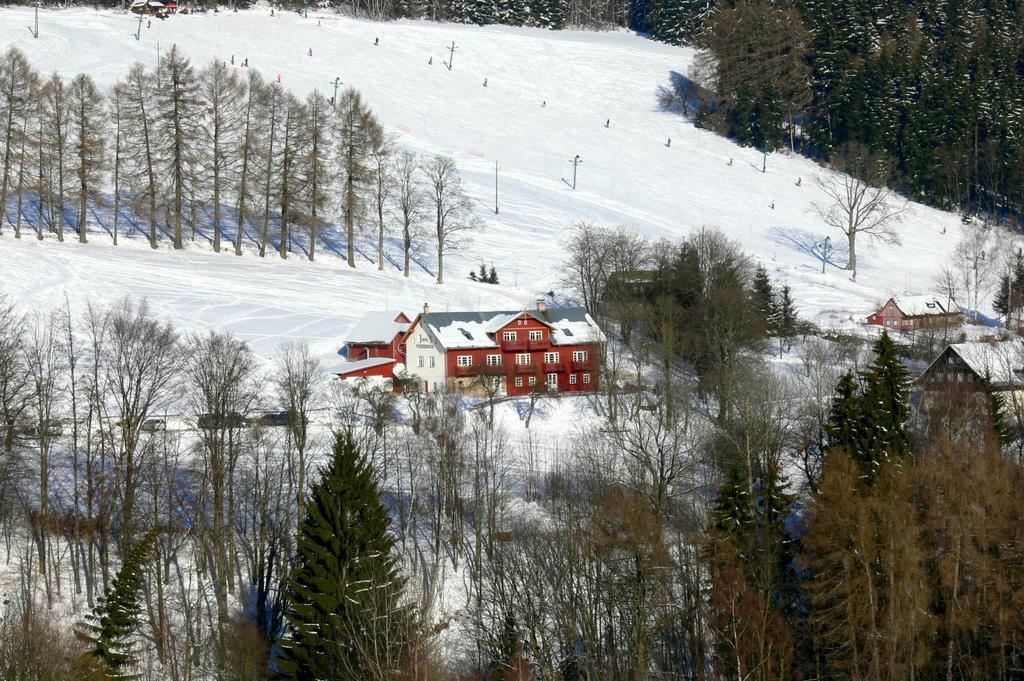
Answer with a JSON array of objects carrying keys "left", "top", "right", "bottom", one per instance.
[
  {"left": 892, "top": 295, "right": 951, "bottom": 317},
  {"left": 947, "top": 340, "right": 1024, "bottom": 388},
  {"left": 345, "top": 311, "right": 411, "bottom": 345},
  {"left": 546, "top": 311, "right": 605, "bottom": 344},
  {"left": 417, "top": 308, "right": 603, "bottom": 349},
  {"left": 336, "top": 357, "right": 395, "bottom": 375}
]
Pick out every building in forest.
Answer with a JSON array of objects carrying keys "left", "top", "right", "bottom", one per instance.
[
  {"left": 919, "top": 339, "right": 1024, "bottom": 392},
  {"left": 867, "top": 295, "right": 961, "bottom": 332},
  {"left": 339, "top": 302, "right": 604, "bottom": 396}
]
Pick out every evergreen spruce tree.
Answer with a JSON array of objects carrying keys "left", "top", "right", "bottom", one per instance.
[
  {"left": 825, "top": 372, "right": 861, "bottom": 455},
  {"left": 731, "top": 87, "right": 757, "bottom": 147},
  {"left": 713, "top": 461, "right": 753, "bottom": 541},
  {"left": 993, "top": 250, "right": 1024, "bottom": 320},
  {"left": 984, "top": 377, "right": 1014, "bottom": 448},
  {"left": 753, "top": 86, "right": 784, "bottom": 152},
  {"left": 776, "top": 284, "right": 797, "bottom": 356},
  {"left": 487, "top": 265, "right": 499, "bottom": 284},
  {"left": 752, "top": 458, "right": 795, "bottom": 605},
  {"left": 279, "top": 432, "right": 410, "bottom": 681},
  {"left": 751, "top": 264, "right": 778, "bottom": 335},
  {"left": 856, "top": 331, "right": 910, "bottom": 477},
  {"left": 81, "top": 529, "right": 160, "bottom": 678}
]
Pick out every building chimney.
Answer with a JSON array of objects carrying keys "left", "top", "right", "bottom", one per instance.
[
  {"left": 536, "top": 299, "right": 547, "bottom": 313},
  {"left": 423, "top": 303, "right": 430, "bottom": 315}
]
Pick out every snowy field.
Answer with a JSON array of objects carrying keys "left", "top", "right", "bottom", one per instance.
[{"left": 0, "top": 5, "right": 977, "bottom": 367}]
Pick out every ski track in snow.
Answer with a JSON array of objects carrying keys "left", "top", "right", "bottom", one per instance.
[{"left": 0, "top": 6, "right": 985, "bottom": 366}]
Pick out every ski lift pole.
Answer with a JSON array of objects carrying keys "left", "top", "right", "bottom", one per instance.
[
  {"left": 33, "top": 2, "right": 39, "bottom": 38},
  {"left": 570, "top": 154, "right": 582, "bottom": 190},
  {"left": 821, "top": 235, "right": 831, "bottom": 273},
  {"left": 135, "top": 9, "right": 143, "bottom": 40},
  {"left": 330, "top": 76, "right": 342, "bottom": 107}
]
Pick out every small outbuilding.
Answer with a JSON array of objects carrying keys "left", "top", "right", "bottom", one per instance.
[{"left": 867, "top": 295, "right": 961, "bottom": 332}]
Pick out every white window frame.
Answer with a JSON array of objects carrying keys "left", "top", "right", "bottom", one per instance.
[
  {"left": 569, "top": 374, "right": 578, "bottom": 385},
  {"left": 583, "top": 372, "right": 591, "bottom": 384},
  {"left": 457, "top": 355, "right": 473, "bottom": 367},
  {"left": 547, "top": 373, "right": 559, "bottom": 390},
  {"left": 544, "top": 352, "right": 560, "bottom": 364},
  {"left": 428, "top": 356, "right": 436, "bottom": 368},
  {"left": 572, "top": 351, "right": 588, "bottom": 362},
  {"left": 528, "top": 376, "right": 537, "bottom": 386},
  {"left": 503, "top": 331, "right": 517, "bottom": 341},
  {"left": 529, "top": 330, "right": 543, "bottom": 340},
  {"left": 486, "top": 354, "right": 502, "bottom": 366},
  {"left": 417, "top": 356, "right": 424, "bottom": 368},
  {"left": 514, "top": 376, "right": 523, "bottom": 388},
  {"left": 516, "top": 353, "right": 531, "bottom": 366}
]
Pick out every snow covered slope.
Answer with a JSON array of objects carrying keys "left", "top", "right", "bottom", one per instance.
[{"left": 0, "top": 6, "right": 974, "bottom": 362}]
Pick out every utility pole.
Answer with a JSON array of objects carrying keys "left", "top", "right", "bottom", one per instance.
[
  {"left": 444, "top": 41, "right": 458, "bottom": 71},
  {"left": 494, "top": 160, "right": 499, "bottom": 214},
  {"left": 330, "top": 76, "right": 342, "bottom": 107},
  {"left": 135, "top": 10, "right": 143, "bottom": 40},
  {"left": 30, "top": 2, "right": 39, "bottom": 38},
  {"left": 569, "top": 154, "right": 582, "bottom": 190},
  {"left": 821, "top": 235, "right": 831, "bottom": 273}
]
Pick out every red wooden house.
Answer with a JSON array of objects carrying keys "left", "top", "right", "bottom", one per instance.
[
  {"left": 336, "top": 311, "right": 411, "bottom": 382},
  {"left": 400, "top": 301, "right": 603, "bottom": 396},
  {"left": 343, "top": 311, "right": 412, "bottom": 362},
  {"left": 867, "top": 295, "right": 961, "bottom": 331},
  {"left": 340, "top": 302, "right": 603, "bottom": 397}
]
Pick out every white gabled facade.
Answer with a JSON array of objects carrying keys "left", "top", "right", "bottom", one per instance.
[{"left": 403, "top": 322, "right": 446, "bottom": 392}]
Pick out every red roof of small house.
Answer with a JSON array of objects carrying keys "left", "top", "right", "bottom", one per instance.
[{"left": 336, "top": 357, "right": 396, "bottom": 378}]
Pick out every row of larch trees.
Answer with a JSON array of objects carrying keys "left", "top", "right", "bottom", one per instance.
[{"left": 0, "top": 45, "right": 480, "bottom": 284}]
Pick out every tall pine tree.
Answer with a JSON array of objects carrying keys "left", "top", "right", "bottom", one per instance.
[
  {"left": 825, "top": 371, "right": 862, "bottom": 455},
  {"left": 857, "top": 331, "right": 911, "bottom": 475},
  {"left": 279, "top": 432, "right": 411, "bottom": 681},
  {"left": 751, "top": 264, "right": 778, "bottom": 336},
  {"left": 80, "top": 529, "right": 160, "bottom": 678}
]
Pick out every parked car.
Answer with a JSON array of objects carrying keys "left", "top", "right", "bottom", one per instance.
[
  {"left": 13, "top": 419, "right": 63, "bottom": 438},
  {"left": 196, "top": 412, "right": 247, "bottom": 430},
  {"left": 249, "top": 411, "right": 309, "bottom": 428},
  {"left": 141, "top": 418, "right": 167, "bottom": 433}
]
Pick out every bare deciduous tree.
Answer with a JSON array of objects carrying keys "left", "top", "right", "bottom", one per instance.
[
  {"left": 813, "top": 143, "right": 907, "bottom": 271},
  {"left": 369, "top": 135, "right": 395, "bottom": 271},
  {"left": 199, "top": 59, "right": 244, "bottom": 254},
  {"left": 423, "top": 154, "right": 480, "bottom": 284},
  {"left": 67, "top": 73, "right": 105, "bottom": 245},
  {"left": 335, "top": 87, "right": 383, "bottom": 268},
  {"left": 393, "top": 150, "right": 428, "bottom": 278}
]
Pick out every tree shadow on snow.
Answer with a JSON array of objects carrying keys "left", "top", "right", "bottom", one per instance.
[{"left": 768, "top": 225, "right": 847, "bottom": 270}]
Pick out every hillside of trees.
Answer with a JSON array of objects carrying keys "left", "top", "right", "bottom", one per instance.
[
  {"left": 1, "top": 226, "right": 1023, "bottom": 679},
  {"left": 684, "top": 0, "right": 1024, "bottom": 225}
]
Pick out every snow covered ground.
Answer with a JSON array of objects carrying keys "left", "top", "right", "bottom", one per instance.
[{"left": 0, "top": 5, "right": 980, "bottom": 366}]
